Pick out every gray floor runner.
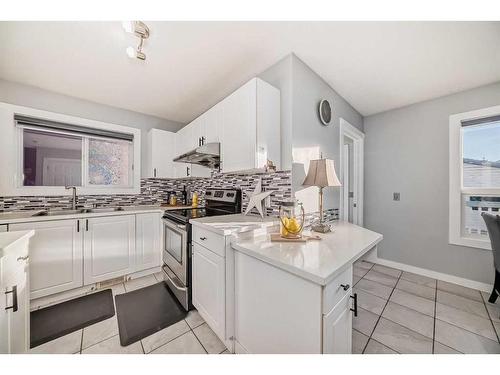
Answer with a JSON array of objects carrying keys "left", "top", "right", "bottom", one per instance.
[
  {"left": 30, "top": 289, "right": 115, "bottom": 348},
  {"left": 115, "top": 282, "right": 187, "bottom": 346}
]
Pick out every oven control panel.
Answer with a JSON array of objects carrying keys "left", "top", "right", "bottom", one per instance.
[{"left": 205, "top": 189, "right": 240, "bottom": 203}]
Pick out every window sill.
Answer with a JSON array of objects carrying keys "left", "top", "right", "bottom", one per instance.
[{"left": 449, "top": 236, "right": 491, "bottom": 251}]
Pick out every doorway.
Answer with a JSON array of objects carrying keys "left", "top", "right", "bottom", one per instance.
[{"left": 339, "top": 118, "right": 364, "bottom": 226}]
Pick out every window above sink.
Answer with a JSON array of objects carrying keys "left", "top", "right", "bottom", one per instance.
[{"left": 0, "top": 102, "right": 141, "bottom": 196}]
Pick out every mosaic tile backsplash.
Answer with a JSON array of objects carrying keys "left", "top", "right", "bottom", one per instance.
[{"left": 0, "top": 170, "right": 293, "bottom": 217}]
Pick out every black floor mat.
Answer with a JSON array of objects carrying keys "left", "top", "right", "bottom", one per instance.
[
  {"left": 115, "top": 282, "right": 187, "bottom": 346},
  {"left": 30, "top": 289, "right": 115, "bottom": 348}
]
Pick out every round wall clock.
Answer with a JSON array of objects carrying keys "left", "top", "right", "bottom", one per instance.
[{"left": 318, "top": 99, "right": 332, "bottom": 126}]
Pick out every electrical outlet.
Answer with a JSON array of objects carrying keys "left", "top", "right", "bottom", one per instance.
[{"left": 393, "top": 192, "right": 400, "bottom": 201}]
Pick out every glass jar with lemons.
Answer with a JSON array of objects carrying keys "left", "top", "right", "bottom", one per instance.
[{"left": 279, "top": 200, "right": 305, "bottom": 239}]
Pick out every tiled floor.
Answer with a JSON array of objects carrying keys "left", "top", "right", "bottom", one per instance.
[
  {"left": 352, "top": 260, "right": 500, "bottom": 354},
  {"left": 30, "top": 273, "right": 228, "bottom": 354}
]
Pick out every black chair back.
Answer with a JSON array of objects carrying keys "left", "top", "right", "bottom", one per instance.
[{"left": 482, "top": 212, "right": 500, "bottom": 272}]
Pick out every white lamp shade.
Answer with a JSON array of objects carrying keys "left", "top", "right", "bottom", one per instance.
[{"left": 302, "top": 159, "right": 341, "bottom": 188}]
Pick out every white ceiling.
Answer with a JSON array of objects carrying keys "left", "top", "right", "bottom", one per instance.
[{"left": 1, "top": 21, "right": 499, "bottom": 123}]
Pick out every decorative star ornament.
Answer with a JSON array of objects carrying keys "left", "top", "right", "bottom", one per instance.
[{"left": 244, "top": 178, "right": 272, "bottom": 218}]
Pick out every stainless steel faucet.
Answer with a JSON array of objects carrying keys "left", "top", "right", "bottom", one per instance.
[{"left": 65, "top": 186, "right": 78, "bottom": 210}]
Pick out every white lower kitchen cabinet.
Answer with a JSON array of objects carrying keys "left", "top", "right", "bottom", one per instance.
[
  {"left": 10, "top": 220, "right": 83, "bottom": 300},
  {"left": 83, "top": 215, "right": 136, "bottom": 284},
  {"left": 192, "top": 242, "right": 226, "bottom": 341},
  {"left": 232, "top": 250, "right": 355, "bottom": 354},
  {"left": 135, "top": 212, "right": 162, "bottom": 272},
  {"left": 0, "top": 231, "right": 33, "bottom": 353}
]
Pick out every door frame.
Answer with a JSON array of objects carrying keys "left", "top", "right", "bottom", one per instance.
[{"left": 339, "top": 118, "right": 364, "bottom": 226}]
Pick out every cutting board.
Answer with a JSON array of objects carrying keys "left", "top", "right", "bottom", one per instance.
[{"left": 270, "top": 233, "right": 322, "bottom": 242}]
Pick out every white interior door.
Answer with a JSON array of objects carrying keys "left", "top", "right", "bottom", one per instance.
[
  {"left": 42, "top": 157, "right": 81, "bottom": 186},
  {"left": 340, "top": 119, "right": 364, "bottom": 226}
]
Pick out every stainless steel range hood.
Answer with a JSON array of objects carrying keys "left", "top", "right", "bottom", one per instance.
[{"left": 173, "top": 142, "right": 220, "bottom": 169}]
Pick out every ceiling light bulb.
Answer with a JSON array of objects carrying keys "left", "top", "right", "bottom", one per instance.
[
  {"left": 122, "top": 21, "right": 134, "bottom": 34},
  {"left": 126, "top": 46, "right": 136, "bottom": 58}
]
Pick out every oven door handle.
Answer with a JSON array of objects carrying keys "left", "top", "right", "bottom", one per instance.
[{"left": 162, "top": 265, "right": 187, "bottom": 292}]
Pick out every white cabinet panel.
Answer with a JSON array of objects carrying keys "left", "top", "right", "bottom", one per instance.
[
  {"left": 0, "top": 236, "right": 30, "bottom": 353},
  {"left": 323, "top": 293, "right": 353, "bottom": 354},
  {"left": 220, "top": 80, "right": 257, "bottom": 173},
  {"left": 10, "top": 220, "right": 83, "bottom": 300},
  {"left": 135, "top": 212, "right": 162, "bottom": 272},
  {"left": 145, "top": 128, "right": 177, "bottom": 178},
  {"left": 83, "top": 215, "right": 135, "bottom": 284},
  {"left": 192, "top": 242, "right": 226, "bottom": 341}
]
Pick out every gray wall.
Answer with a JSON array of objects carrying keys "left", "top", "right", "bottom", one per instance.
[
  {"left": 0, "top": 79, "right": 184, "bottom": 175},
  {"left": 364, "top": 82, "right": 500, "bottom": 284},
  {"left": 259, "top": 54, "right": 363, "bottom": 213}
]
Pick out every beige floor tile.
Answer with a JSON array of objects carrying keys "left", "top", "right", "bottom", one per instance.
[
  {"left": 364, "top": 339, "right": 398, "bottom": 354},
  {"left": 396, "top": 279, "right": 435, "bottom": 300},
  {"left": 363, "top": 270, "right": 398, "bottom": 288},
  {"left": 353, "top": 276, "right": 362, "bottom": 286},
  {"left": 124, "top": 275, "right": 158, "bottom": 292},
  {"left": 493, "top": 321, "right": 500, "bottom": 338},
  {"left": 153, "top": 272, "right": 164, "bottom": 282},
  {"left": 437, "top": 280, "right": 482, "bottom": 302},
  {"left": 372, "top": 264, "right": 402, "bottom": 278},
  {"left": 372, "top": 318, "right": 433, "bottom": 354},
  {"left": 355, "top": 279, "right": 393, "bottom": 300},
  {"left": 141, "top": 319, "right": 191, "bottom": 353},
  {"left": 433, "top": 341, "right": 462, "bottom": 354},
  {"left": 436, "top": 302, "right": 497, "bottom": 340},
  {"left": 437, "top": 290, "right": 488, "bottom": 318},
  {"left": 193, "top": 323, "right": 226, "bottom": 354},
  {"left": 354, "top": 260, "right": 374, "bottom": 270},
  {"left": 353, "top": 266, "right": 369, "bottom": 278},
  {"left": 354, "top": 288, "right": 387, "bottom": 315},
  {"left": 185, "top": 309, "right": 205, "bottom": 329},
  {"left": 382, "top": 302, "right": 434, "bottom": 338},
  {"left": 150, "top": 331, "right": 206, "bottom": 354},
  {"left": 400, "top": 272, "right": 436, "bottom": 288},
  {"left": 434, "top": 320, "right": 500, "bottom": 354},
  {"left": 111, "top": 283, "right": 126, "bottom": 296},
  {"left": 30, "top": 330, "right": 82, "bottom": 354},
  {"left": 352, "top": 330, "right": 369, "bottom": 354},
  {"left": 481, "top": 292, "right": 500, "bottom": 323},
  {"left": 390, "top": 288, "right": 435, "bottom": 317},
  {"left": 82, "top": 315, "right": 119, "bottom": 349},
  {"left": 82, "top": 335, "right": 143, "bottom": 354},
  {"left": 352, "top": 307, "right": 379, "bottom": 336}
]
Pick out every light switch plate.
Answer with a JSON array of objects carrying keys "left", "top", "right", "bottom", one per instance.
[{"left": 393, "top": 192, "right": 400, "bottom": 201}]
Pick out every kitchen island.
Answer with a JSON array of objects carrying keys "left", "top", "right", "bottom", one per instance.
[{"left": 189, "top": 215, "right": 382, "bottom": 354}]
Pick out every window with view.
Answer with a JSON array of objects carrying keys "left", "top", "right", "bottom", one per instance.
[
  {"left": 449, "top": 107, "right": 500, "bottom": 250},
  {"left": 18, "top": 115, "right": 134, "bottom": 189}
]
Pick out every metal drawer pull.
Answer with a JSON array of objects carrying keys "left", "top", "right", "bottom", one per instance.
[
  {"left": 340, "top": 284, "right": 350, "bottom": 291},
  {"left": 350, "top": 293, "right": 358, "bottom": 317},
  {"left": 199, "top": 236, "right": 207, "bottom": 241},
  {"left": 5, "top": 285, "right": 18, "bottom": 312},
  {"left": 17, "top": 255, "right": 29, "bottom": 262}
]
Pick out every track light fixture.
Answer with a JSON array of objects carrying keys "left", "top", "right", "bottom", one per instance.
[{"left": 122, "top": 21, "right": 150, "bottom": 61}]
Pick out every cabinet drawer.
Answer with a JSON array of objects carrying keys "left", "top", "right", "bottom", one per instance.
[
  {"left": 323, "top": 266, "right": 353, "bottom": 314},
  {"left": 192, "top": 226, "right": 225, "bottom": 257}
]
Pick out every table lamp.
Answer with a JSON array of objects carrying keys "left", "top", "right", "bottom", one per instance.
[{"left": 302, "top": 158, "right": 342, "bottom": 233}]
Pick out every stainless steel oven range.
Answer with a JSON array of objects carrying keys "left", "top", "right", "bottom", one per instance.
[{"left": 162, "top": 189, "right": 241, "bottom": 310}]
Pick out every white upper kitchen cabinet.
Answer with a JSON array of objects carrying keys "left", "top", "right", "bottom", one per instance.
[
  {"left": 220, "top": 78, "right": 280, "bottom": 173},
  {"left": 145, "top": 128, "right": 177, "bottom": 178},
  {"left": 135, "top": 212, "right": 162, "bottom": 272},
  {"left": 10, "top": 220, "right": 83, "bottom": 300},
  {"left": 83, "top": 215, "right": 136, "bottom": 284}
]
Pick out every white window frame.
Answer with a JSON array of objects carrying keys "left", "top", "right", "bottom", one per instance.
[
  {"left": 0, "top": 102, "right": 141, "bottom": 196},
  {"left": 449, "top": 104, "right": 500, "bottom": 250}
]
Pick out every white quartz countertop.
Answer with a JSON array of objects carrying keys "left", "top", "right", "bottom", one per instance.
[
  {"left": 232, "top": 222, "right": 383, "bottom": 286},
  {"left": 0, "top": 205, "right": 181, "bottom": 225},
  {"left": 0, "top": 230, "right": 34, "bottom": 258},
  {"left": 190, "top": 214, "right": 278, "bottom": 235}
]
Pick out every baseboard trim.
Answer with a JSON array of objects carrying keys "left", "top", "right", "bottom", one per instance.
[{"left": 362, "top": 253, "right": 493, "bottom": 293}]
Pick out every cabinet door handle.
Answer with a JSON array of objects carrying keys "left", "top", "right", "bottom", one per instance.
[
  {"left": 350, "top": 293, "right": 358, "bottom": 317},
  {"left": 187, "top": 167, "right": 190, "bottom": 177},
  {"left": 201, "top": 136, "right": 205, "bottom": 145},
  {"left": 198, "top": 137, "right": 201, "bottom": 146},
  {"left": 154, "top": 168, "right": 157, "bottom": 178},
  {"left": 5, "top": 285, "right": 18, "bottom": 312},
  {"left": 17, "top": 255, "right": 29, "bottom": 262},
  {"left": 340, "top": 284, "right": 350, "bottom": 291},
  {"left": 77, "top": 220, "right": 80, "bottom": 232},
  {"left": 199, "top": 236, "right": 207, "bottom": 241},
  {"left": 86, "top": 219, "right": 89, "bottom": 232}
]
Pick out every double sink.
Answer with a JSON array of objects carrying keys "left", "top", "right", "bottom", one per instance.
[{"left": 33, "top": 207, "right": 125, "bottom": 217}]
